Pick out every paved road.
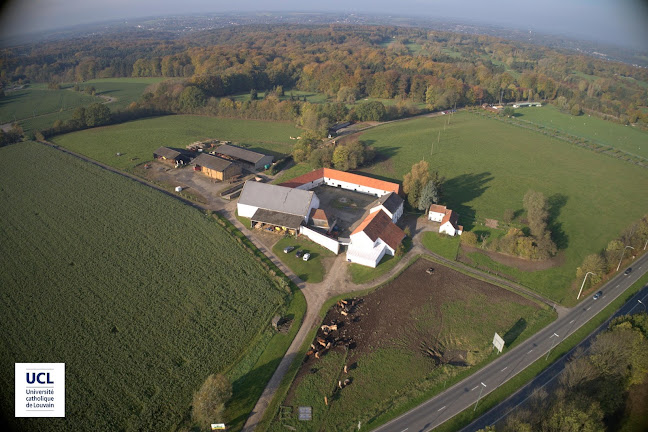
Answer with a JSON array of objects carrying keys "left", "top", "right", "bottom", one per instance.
[
  {"left": 462, "top": 282, "right": 648, "bottom": 432},
  {"left": 372, "top": 252, "right": 648, "bottom": 432}
]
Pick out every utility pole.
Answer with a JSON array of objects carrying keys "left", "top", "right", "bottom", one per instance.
[
  {"left": 577, "top": 272, "right": 596, "bottom": 300},
  {"left": 546, "top": 333, "right": 560, "bottom": 360},
  {"left": 617, "top": 246, "right": 635, "bottom": 271},
  {"left": 474, "top": 382, "right": 487, "bottom": 412}
]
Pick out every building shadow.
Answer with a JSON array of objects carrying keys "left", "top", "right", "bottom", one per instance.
[
  {"left": 547, "top": 193, "right": 569, "bottom": 250},
  {"left": 442, "top": 172, "right": 493, "bottom": 230}
]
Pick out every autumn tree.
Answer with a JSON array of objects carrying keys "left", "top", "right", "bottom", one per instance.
[
  {"left": 576, "top": 254, "right": 605, "bottom": 286},
  {"left": 403, "top": 160, "right": 430, "bottom": 208}
]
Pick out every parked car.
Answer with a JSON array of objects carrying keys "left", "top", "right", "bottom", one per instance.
[
  {"left": 303, "top": 253, "right": 311, "bottom": 261},
  {"left": 296, "top": 250, "right": 304, "bottom": 258},
  {"left": 593, "top": 291, "right": 602, "bottom": 300},
  {"left": 283, "top": 246, "right": 295, "bottom": 254},
  {"left": 624, "top": 267, "right": 632, "bottom": 275}
]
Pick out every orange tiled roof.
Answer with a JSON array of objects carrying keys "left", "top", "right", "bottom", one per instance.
[
  {"left": 441, "top": 209, "right": 460, "bottom": 230},
  {"left": 429, "top": 204, "right": 448, "bottom": 214},
  {"left": 310, "top": 208, "right": 329, "bottom": 221},
  {"left": 352, "top": 210, "right": 405, "bottom": 250},
  {"left": 281, "top": 168, "right": 401, "bottom": 194}
]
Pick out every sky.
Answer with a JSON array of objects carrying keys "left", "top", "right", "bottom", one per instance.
[{"left": 0, "top": 0, "right": 646, "bottom": 50}]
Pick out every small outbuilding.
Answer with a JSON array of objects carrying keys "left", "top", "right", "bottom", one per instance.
[
  {"left": 193, "top": 153, "right": 242, "bottom": 181},
  {"left": 153, "top": 146, "right": 190, "bottom": 164}
]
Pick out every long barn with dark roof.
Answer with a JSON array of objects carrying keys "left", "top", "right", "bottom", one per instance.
[{"left": 213, "top": 144, "right": 274, "bottom": 170}]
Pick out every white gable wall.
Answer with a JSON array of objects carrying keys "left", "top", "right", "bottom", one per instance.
[
  {"left": 429, "top": 211, "right": 445, "bottom": 222},
  {"left": 439, "top": 221, "right": 458, "bottom": 236},
  {"left": 237, "top": 203, "right": 258, "bottom": 219},
  {"left": 370, "top": 205, "right": 393, "bottom": 221}
]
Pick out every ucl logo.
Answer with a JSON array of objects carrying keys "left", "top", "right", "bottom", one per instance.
[{"left": 26, "top": 372, "right": 55, "bottom": 385}]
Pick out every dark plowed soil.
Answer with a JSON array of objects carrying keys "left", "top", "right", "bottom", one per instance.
[{"left": 287, "top": 257, "right": 539, "bottom": 398}]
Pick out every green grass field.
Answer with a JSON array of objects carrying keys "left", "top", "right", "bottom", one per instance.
[
  {"left": 354, "top": 111, "right": 648, "bottom": 304},
  {"left": 82, "top": 77, "right": 166, "bottom": 110},
  {"left": 0, "top": 142, "right": 289, "bottom": 432},
  {"left": 421, "top": 231, "right": 461, "bottom": 260},
  {"left": 51, "top": 115, "right": 302, "bottom": 170},
  {"left": 272, "top": 236, "right": 334, "bottom": 283},
  {"left": 513, "top": 104, "right": 648, "bottom": 158},
  {"left": 0, "top": 86, "right": 101, "bottom": 124}
]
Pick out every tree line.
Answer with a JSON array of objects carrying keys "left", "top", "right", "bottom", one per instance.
[{"left": 2, "top": 25, "right": 647, "bottom": 128}]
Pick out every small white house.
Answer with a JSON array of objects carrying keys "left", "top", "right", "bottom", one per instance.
[
  {"left": 429, "top": 204, "right": 463, "bottom": 236},
  {"left": 428, "top": 204, "right": 448, "bottom": 222},
  {"left": 439, "top": 209, "right": 463, "bottom": 236}
]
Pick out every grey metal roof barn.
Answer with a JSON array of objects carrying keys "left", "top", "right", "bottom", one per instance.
[
  {"left": 214, "top": 144, "right": 274, "bottom": 170},
  {"left": 238, "top": 181, "right": 316, "bottom": 217},
  {"left": 192, "top": 153, "right": 236, "bottom": 172}
]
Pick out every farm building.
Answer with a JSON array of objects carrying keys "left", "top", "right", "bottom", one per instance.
[
  {"left": 328, "top": 121, "right": 352, "bottom": 137},
  {"left": 347, "top": 210, "right": 405, "bottom": 268},
  {"left": 280, "top": 167, "right": 401, "bottom": 197},
  {"left": 238, "top": 181, "right": 320, "bottom": 232},
  {"left": 214, "top": 144, "right": 274, "bottom": 171},
  {"left": 369, "top": 192, "right": 404, "bottom": 222},
  {"left": 192, "top": 153, "right": 242, "bottom": 181},
  {"left": 153, "top": 146, "right": 190, "bottom": 165},
  {"left": 512, "top": 102, "right": 542, "bottom": 108},
  {"left": 309, "top": 208, "right": 334, "bottom": 232},
  {"left": 429, "top": 204, "right": 463, "bottom": 236}
]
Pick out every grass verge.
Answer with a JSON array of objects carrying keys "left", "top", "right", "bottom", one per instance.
[{"left": 430, "top": 272, "right": 648, "bottom": 432}]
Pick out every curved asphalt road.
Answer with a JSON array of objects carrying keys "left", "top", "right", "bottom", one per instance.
[{"left": 372, "top": 252, "right": 648, "bottom": 432}]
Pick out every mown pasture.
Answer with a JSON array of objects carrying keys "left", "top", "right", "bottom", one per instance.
[
  {"left": 81, "top": 77, "right": 167, "bottom": 110},
  {"left": 0, "top": 85, "right": 100, "bottom": 125},
  {"left": 513, "top": 104, "right": 648, "bottom": 159},
  {"left": 351, "top": 111, "right": 648, "bottom": 304},
  {"left": 0, "top": 142, "right": 288, "bottom": 432},
  {"left": 52, "top": 115, "right": 301, "bottom": 170}
]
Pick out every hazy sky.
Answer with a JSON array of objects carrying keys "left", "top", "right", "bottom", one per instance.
[{"left": 1, "top": 0, "right": 647, "bottom": 50}]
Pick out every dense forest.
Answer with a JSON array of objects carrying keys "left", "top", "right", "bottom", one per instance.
[{"left": 2, "top": 25, "right": 648, "bottom": 138}]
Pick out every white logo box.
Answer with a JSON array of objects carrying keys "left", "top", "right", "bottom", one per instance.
[{"left": 15, "top": 363, "right": 65, "bottom": 418}]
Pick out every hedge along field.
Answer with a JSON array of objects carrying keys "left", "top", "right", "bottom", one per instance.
[
  {"left": 354, "top": 111, "right": 648, "bottom": 304},
  {"left": 52, "top": 115, "right": 302, "bottom": 170},
  {"left": 513, "top": 104, "right": 648, "bottom": 159},
  {"left": 0, "top": 142, "right": 287, "bottom": 432}
]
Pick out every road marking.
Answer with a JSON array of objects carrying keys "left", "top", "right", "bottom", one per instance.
[
  {"left": 527, "top": 349, "right": 533, "bottom": 354},
  {"left": 569, "top": 319, "right": 575, "bottom": 324},
  {"left": 400, "top": 429, "right": 408, "bottom": 432},
  {"left": 500, "top": 366, "right": 508, "bottom": 372},
  {"left": 587, "top": 307, "right": 592, "bottom": 311},
  {"left": 472, "top": 385, "right": 479, "bottom": 391},
  {"left": 438, "top": 406, "right": 446, "bottom": 412}
]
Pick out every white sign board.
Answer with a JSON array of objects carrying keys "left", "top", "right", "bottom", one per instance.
[
  {"left": 493, "top": 333, "right": 505, "bottom": 353},
  {"left": 211, "top": 424, "right": 226, "bottom": 430}
]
